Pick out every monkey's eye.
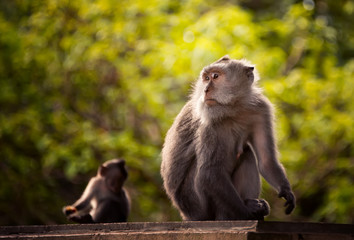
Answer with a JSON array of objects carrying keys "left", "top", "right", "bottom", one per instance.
[
  {"left": 212, "top": 73, "right": 218, "bottom": 79},
  {"left": 205, "top": 76, "right": 210, "bottom": 81}
]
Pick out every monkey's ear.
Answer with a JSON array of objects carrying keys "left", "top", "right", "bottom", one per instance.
[
  {"left": 98, "top": 165, "right": 108, "bottom": 176},
  {"left": 245, "top": 66, "right": 255, "bottom": 82},
  {"left": 215, "top": 55, "right": 231, "bottom": 63}
]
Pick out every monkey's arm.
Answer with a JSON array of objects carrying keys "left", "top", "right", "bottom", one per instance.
[
  {"left": 250, "top": 107, "right": 295, "bottom": 214},
  {"left": 63, "top": 178, "right": 98, "bottom": 220},
  {"left": 71, "top": 178, "right": 98, "bottom": 211}
]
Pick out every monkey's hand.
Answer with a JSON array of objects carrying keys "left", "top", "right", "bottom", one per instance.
[
  {"left": 63, "top": 206, "right": 77, "bottom": 216},
  {"left": 244, "top": 198, "right": 270, "bottom": 220},
  {"left": 278, "top": 187, "right": 296, "bottom": 215}
]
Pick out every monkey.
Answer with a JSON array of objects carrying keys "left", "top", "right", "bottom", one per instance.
[
  {"left": 161, "top": 55, "right": 295, "bottom": 221},
  {"left": 63, "top": 158, "right": 130, "bottom": 223}
]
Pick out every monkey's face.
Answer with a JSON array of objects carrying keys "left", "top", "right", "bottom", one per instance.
[
  {"left": 198, "top": 60, "right": 253, "bottom": 107},
  {"left": 201, "top": 68, "right": 226, "bottom": 106},
  {"left": 99, "top": 159, "right": 128, "bottom": 193}
]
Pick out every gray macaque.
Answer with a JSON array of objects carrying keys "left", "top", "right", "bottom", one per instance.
[
  {"left": 63, "top": 159, "right": 130, "bottom": 223},
  {"left": 161, "top": 55, "right": 295, "bottom": 221}
]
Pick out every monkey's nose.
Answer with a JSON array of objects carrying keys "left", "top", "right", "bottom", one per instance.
[{"left": 204, "top": 87, "right": 209, "bottom": 93}]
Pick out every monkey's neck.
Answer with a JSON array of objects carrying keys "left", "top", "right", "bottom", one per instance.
[{"left": 196, "top": 101, "right": 252, "bottom": 125}]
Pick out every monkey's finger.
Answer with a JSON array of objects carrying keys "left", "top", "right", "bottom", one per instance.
[
  {"left": 283, "top": 197, "right": 291, "bottom": 206},
  {"left": 285, "top": 202, "right": 295, "bottom": 215},
  {"left": 283, "top": 197, "right": 295, "bottom": 214}
]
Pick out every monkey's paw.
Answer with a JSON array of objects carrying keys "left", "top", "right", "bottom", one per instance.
[
  {"left": 244, "top": 198, "right": 270, "bottom": 220},
  {"left": 63, "top": 206, "right": 77, "bottom": 216},
  {"left": 278, "top": 187, "right": 296, "bottom": 215}
]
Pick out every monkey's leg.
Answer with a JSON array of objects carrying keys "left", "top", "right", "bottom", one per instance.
[
  {"left": 231, "top": 145, "right": 269, "bottom": 219},
  {"left": 232, "top": 145, "right": 261, "bottom": 200},
  {"left": 244, "top": 199, "right": 270, "bottom": 220},
  {"left": 174, "top": 179, "right": 208, "bottom": 221},
  {"left": 201, "top": 173, "right": 253, "bottom": 220},
  {"left": 92, "top": 200, "right": 128, "bottom": 223},
  {"left": 69, "top": 214, "right": 94, "bottom": 223}
]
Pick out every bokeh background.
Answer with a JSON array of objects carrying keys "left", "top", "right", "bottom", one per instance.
[{"left": 0, "top": 0, "right": 353, "bottom": 225}]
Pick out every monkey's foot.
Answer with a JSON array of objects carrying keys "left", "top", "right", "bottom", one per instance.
[
  {"left": 244, "top": 198, "right": 270, "bottom": 220},
  {"left": 69, "top": 214, "right": 94, "bottom": 224},
  {"left": 63, "top": 206, "right": 77, "bottom": 216}
]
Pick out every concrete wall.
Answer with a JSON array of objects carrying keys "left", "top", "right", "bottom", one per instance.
[{"left": 0, "top": 221, "right": 353, "bottom": 240}]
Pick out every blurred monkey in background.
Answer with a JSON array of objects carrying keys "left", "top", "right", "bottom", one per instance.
[{"left": 63, "top": 159, "right": 130, "bottom": 223}]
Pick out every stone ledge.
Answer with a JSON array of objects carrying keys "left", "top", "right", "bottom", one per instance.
[{"left": 0, "top": 221, "right": 353, "bottom": 240}]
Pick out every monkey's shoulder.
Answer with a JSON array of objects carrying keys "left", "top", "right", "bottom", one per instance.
[
  {"left": 250, "top": 93, "right": 274, "bottom": 113},
  {"left": 173, "top": 101, "right": 200, "bottom": 132}
]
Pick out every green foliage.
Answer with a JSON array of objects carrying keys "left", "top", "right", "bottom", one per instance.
[{"left": 0, "top": 0, "right": 353, "bottom": 225}]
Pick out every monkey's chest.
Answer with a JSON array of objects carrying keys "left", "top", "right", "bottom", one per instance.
[
  {"left": 198, "top": 122, "right": 249, "bottom": 167},
  {"left": 215, "top": 126, "right": 248, "bottom": 170}
]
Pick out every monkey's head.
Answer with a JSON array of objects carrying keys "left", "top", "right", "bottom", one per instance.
[
  {"left": 193, "top": 55, "right": 260, "bottom": 122},
  {"left": 98, "top": 158, "right": 128, "bottom": 193}
]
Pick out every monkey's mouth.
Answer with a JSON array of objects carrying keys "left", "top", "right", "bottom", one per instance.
[{"left": 205, "top": 99, "right": 218, "bottom": 106}]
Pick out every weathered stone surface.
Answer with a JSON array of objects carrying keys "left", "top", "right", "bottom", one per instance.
[{"left": 0, "top": 221, "right": 353, "bottom": 240}]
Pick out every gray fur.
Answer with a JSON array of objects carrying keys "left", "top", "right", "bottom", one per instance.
[{"left": 161, "top": 56, "right": 295, "bottom": 220}]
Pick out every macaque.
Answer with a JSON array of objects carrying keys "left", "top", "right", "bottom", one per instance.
[
  {"left": 63, "top": 159, "right": 130, "bottom": 223},
  {"left": 161, "top": 55, "right": 295, "bottom": 221}
]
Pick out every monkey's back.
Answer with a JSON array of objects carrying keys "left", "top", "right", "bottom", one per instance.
[
  {"left": 161, "top": 102, "right": 206, "bottom": 219},
  {"left": 91, "top": 190, "right": 130, "bottom": 223}
]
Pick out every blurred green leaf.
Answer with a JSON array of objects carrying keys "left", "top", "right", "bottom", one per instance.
[{"left": 0, "top": 0, "right": 353, "bottom": 225}]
